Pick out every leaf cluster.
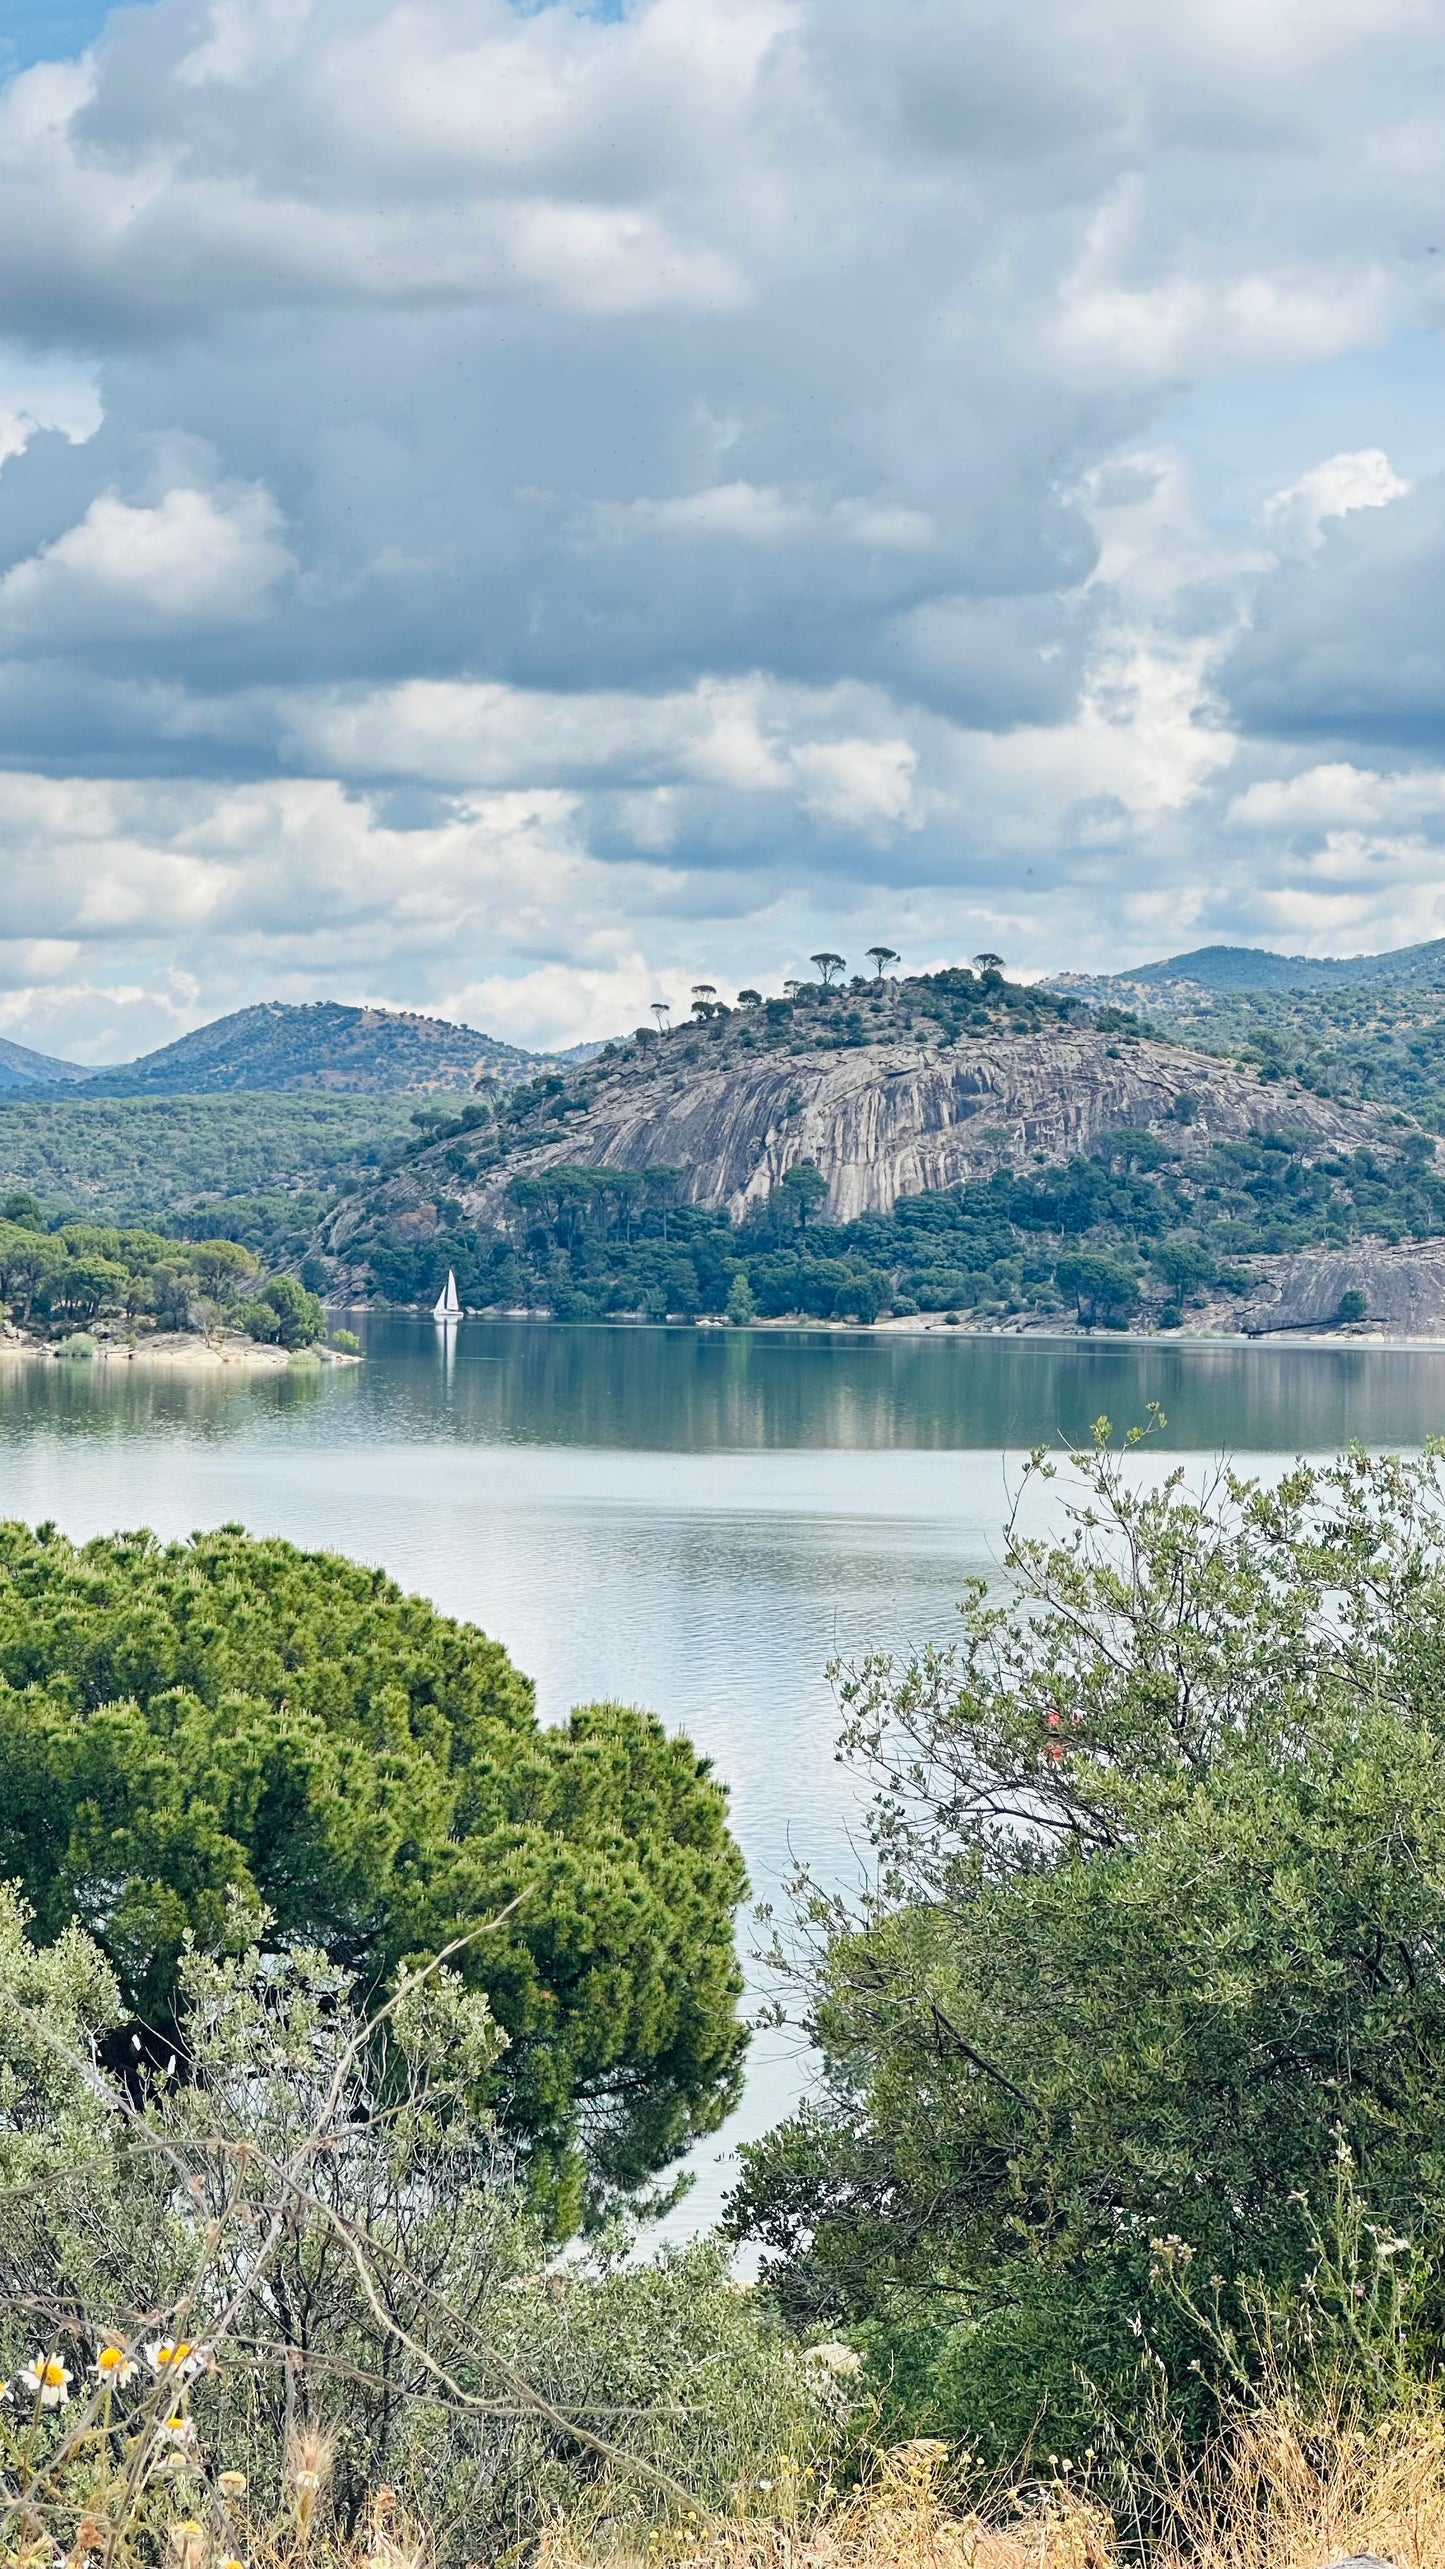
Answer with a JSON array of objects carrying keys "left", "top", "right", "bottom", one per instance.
[
  {"left": 0, "top": 1521, "right": 748, "bottom": 2223},
  {"left": 727, "top": 1438, "right": 1445, "bottom": 2460}
]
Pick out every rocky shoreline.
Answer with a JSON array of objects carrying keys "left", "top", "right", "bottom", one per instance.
[{"left": 0, "top": 1327, "right": 362, "bottom": 1370}]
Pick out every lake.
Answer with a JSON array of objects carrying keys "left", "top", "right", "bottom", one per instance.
[{"left": 3, "top": 1316, "right": 1444, "bottom": 2239}]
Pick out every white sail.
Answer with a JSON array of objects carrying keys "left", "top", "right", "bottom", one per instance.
[{"left": 433, "top": 1269, "right": 461, "bottom": 1319}]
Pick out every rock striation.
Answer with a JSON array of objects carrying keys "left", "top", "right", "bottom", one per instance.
[{"left": 329, "top": 1009, "right": 1407, "bottom": 1252}]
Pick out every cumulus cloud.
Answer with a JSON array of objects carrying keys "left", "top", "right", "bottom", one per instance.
[
  {"left": 0, "top": 482, "right": 292, "bottom": 635},
  {"left": 0, "top": 0, "right": 1439, "bottom": 1046},
  {"left": 1222, "top": 473, "right": 1445, "bottom": 750},
  {"left": 1261, "top": 448, "right": 1410, "bottom": 553}
]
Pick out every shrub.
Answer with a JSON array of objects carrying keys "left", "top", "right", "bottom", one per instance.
[
  {"left": 730, "top": 1439, "right": 1445, "bottom": 2462},
  {"left": 0, "top": 1903, "right": 833, "bottom": 2565}
]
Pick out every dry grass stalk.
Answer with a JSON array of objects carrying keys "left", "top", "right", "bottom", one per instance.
[
  {"left": 541, "top": 2390, "right": 1445, "bottom": 2569},
  {"left": 1155, "top": 2387, "right": 1445, "bottom": 2569}
]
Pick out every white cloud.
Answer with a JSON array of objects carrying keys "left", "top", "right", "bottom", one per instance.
[
  {"left": 0, "top": 485, "right": 292, "bottom": 636},
  {"left": 0, "top": 0, "right": 1434, "bottom": 1035},
  {"left": 791, "top": 737, "right": 920, "bottom": 829},
  {"left": 1262, "top": 448, "right": 1410, "bottom": 552},
  {"left": 583, "top": 483, "right": 935, "bottom": 549},
  {"left": 179, "top": 0, "right": 317, "bottom": 89}
]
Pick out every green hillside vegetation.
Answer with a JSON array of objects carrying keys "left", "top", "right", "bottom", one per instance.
[
  {"left": 1129, "top": 975, "right": 1445, "bottom": 1135},
  {"left": 0, "top": 1091, "right": 415, "bottom": 1265},
  {"left": 1057, "top": 932, "right": 1445, "bottom": 999},
  {"left": 79, "top": 999, "right": 538, "bottom": 1096},
  {"left": 349, "top": 1123, "right": 1445, "bottom": 1330},
  {"left": 0, "top": 1201, "right": 325, "bottom": 1346}
]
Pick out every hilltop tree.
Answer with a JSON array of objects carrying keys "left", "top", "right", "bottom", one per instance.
[
  {"left": 0, "top": 1521, "right": 748, "bottom": 2226},
  {"left": 973, "top": 950, "right": 1004, "bottom": 974},
  {"left": 866, "top": 946, "right": 900, "bottom": 978},
  {"left": 651, "top": 1001, "right": 671, "bottom": 1032},
  {"left": 810, "top": 952, "right": 846, "bottom": 986}
]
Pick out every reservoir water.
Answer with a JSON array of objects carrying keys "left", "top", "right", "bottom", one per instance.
[{"left": 2, "top": 1316, "right": 1444, "bottom": 2239}]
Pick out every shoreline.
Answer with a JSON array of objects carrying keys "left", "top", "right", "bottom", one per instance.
[
  {"left": 0, "top": 1330, "right": 363, "bottom": 1372},
  {"left": 353, "top": 1307, "right": 1445, "bottom": 1355}
]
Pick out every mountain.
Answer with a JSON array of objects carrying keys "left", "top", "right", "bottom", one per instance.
[
  {"left": 318, "top": 969, "right": 1445, "bottom": 1336},
  {"left": 75, "top": 1002, "right": 541, "bottom": 1098},
  {"left": 0, "top": 1034, "right": 92, "bottom": 1091},
  {"left": 1050, "top": 935, "right": 1445, "bottom": 1008}
]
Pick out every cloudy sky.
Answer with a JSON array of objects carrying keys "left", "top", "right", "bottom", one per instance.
[{"left": 0, "top": 0, "right": 1440, "bottom": 1059}]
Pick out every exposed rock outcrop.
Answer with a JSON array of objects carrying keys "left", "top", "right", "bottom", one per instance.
[
  {"left": 1226, "top": 1239, "right": 1445, "bottom": 1338},
  {"left": 329, "top": 1018, "right": 1404, "bottom": 1250}
]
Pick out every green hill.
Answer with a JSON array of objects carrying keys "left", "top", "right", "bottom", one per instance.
[
  {"left": 0, "top": 1091, "right": 418, "bottom": 1270},
  {"left": 0, "top": 1033, "right": 91, "bottom": 1091},
  {"left": 76, "top": 1001, "right": 539, "bottom": 1097},
  {"left": 1053, "top": 934, "right": 1445, "bottom": 1005}
]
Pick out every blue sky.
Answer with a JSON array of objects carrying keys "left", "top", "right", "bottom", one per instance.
[
  {"left": 0, "top": 0, "right": 1439, "bottom": 1060},
  {"left": 0, "top": 3, "right": 111, "bottom": 66}
]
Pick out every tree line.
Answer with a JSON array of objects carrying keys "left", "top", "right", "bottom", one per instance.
[
  {"left": 0, "top": 1195, "right": 326, "bottom": 1345},
  {"left": 350, "top": 1122, "right": 1445, "bottom": 1329}
]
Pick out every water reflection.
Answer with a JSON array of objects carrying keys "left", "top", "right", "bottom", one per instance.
[{"left": 4, "top": 1319, "right": 1445, "bottom": 1453}]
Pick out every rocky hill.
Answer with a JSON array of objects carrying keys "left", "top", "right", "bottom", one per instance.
[
  {"left": 318, "top": 970, "right": 1445, "bottom": 1333},
  {"left": 76, "top": 1001, "right": 540, "bottom": 1097},
  {"left": 327, "top": 971, "right": 1404, "bottom": 1248}
]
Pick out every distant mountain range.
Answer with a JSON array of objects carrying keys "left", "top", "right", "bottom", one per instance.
[
  {"left": 0, "top": 1002, "right": 604, "bottom": 1098},
  {"left": 1050, "top": 936, "right": 1445, "bottom": 1007},
  {"left": 0, "top": 1035, "right": 99, "bottom": 1092}
]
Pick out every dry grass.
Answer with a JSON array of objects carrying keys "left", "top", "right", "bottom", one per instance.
[
  {"left": 541, "top": 2393, "right": 1445, "bottom": 2569},
  {"left": 1153, "top": 2390, "right": 1445, "bottom": 2569}
]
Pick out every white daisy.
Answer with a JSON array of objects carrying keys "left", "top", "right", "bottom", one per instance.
[
  {"left": 21, "top": 2353, "right": 71, "bottom": 2408},
  {"left": 93, "top": 2344, "right": 138, "bottom": 2388}
]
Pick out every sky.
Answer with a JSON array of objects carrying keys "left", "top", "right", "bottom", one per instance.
[{"left": 0, "top": 0, "right": 1441, "bottom": 1059}]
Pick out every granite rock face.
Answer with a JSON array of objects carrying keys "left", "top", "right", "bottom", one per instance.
[
  {"left": 335, "top": 1024, "right": 1400, "bottom": 1244},
  {"left": 1228, "top": 1239, "right": 1445, "bottom": 1337}
]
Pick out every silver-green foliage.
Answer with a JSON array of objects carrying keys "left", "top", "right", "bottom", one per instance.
[{"left": 0, "top": 1897, "right": 830, "bottom": 2557}]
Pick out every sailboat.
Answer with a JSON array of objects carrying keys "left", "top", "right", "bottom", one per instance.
[{"left": 433, "top": 1269, "right": 461, "bottom": 1321}]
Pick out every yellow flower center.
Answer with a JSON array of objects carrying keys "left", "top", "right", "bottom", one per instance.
[
  {"left": 37, "top": 2362, "right": 65, "bottom": 2387},
  {"left": 97, "top": 2349, "right": 127, "bottom": 2374}
]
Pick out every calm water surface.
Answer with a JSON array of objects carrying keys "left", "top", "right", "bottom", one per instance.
[{"left": 2, "top": 1318, "right": 1443, "bottom": 2237}]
